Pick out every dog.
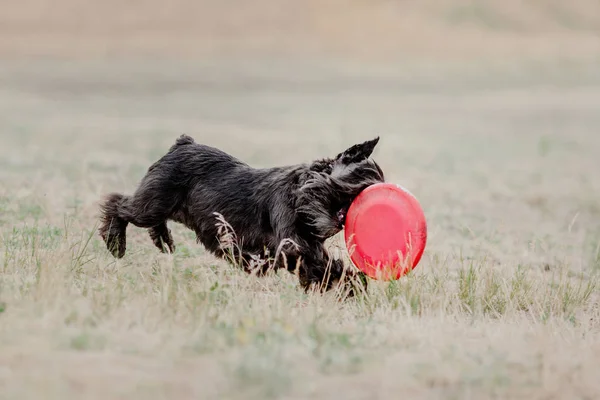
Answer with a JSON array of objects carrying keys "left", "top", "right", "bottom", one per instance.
[{"left": 98, "top": 134, "right": 384, "bottom": 295}]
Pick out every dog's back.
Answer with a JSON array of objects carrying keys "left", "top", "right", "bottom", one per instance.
[{"left": 169, "top": 134, "right": 196, "bottom": 152}]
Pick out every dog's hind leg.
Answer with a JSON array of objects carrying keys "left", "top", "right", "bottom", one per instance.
[
  {"left": 99, "top": 193, "right": 130, "bottom": 258},
  {"left": 148, "top": 223, "right": 175, "bottom": 254},
  {"left": 99, "top": 179, "right": 182, "bottom": 257}
]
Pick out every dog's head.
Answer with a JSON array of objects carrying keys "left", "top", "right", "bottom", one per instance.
[{"left": 297, "top": 137, "right": 384, "bottom": 239}]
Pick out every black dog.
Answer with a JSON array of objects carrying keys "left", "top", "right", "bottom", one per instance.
[{"left": 99, "top": 135, "right": 384, "bottom": 294}]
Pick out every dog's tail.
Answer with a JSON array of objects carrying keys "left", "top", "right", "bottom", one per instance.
[
  {"left": 98, "top": 193, "right": 130, "bottom": 258},
  {"left": 169, "top": 134, "right": 195, "bottom": 152}
]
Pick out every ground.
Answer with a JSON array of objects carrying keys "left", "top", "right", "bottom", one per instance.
[{"left": 1, "top": 1, "right": 600, "bottom": 399}]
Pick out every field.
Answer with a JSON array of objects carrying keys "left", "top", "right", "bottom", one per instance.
[{"left": 1, "top": 1, "right": 600, "bottom": 399}]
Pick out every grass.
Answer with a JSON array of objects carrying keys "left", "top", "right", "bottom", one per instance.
[
  {"left": 1, "top": 57, "right": 600, "bottom": 398},
  {"left": 0, "top": 197, "right": 598, "bottom": 398}
]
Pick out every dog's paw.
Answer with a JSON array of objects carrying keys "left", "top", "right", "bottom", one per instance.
[
  {"left": 342, "top": 270, "right": 369, "bottom": 298},
  {"left": 327, "top": 259, "right": 368, "bottom": 298},
  {"left": 148, "top": 226, "right": 175, "bottom": 255},
  {"left": 161, "top": 241, "right": 176, "bottom": 254},
  {"left": 102, "top": 232, "right": 126, "bottom": 259}
]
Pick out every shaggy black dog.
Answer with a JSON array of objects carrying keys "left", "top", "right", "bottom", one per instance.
[{"left": 99, "top": 135, "right": 384, "bottom": 295}]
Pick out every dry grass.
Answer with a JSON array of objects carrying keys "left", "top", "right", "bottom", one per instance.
[{"left": 1, "top": 1, "right": 600, "bottom": 399}]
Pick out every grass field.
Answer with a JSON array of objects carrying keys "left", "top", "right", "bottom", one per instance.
[{"left": 1, "top": 1, "right": 600, "bottom": 399}]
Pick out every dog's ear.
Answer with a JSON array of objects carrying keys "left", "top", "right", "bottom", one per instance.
[{"left": 335, "top": 137, "right": 380, "bottom": 165}]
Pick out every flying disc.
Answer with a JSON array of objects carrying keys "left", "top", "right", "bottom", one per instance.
[{"left": 344, "top": 183, "right": 427, "bottom": 280}]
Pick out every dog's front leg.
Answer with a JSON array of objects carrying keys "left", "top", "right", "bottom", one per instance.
[{"left": 281, "top": 242, "right": 367, "bottom": 296}]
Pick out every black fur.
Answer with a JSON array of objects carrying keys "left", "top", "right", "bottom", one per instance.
[{"left": 99, "top": 135, "right": 384, "bottom": 295}]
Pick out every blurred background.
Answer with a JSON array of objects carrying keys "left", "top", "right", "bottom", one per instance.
[
  {"left": 1, "top": 0, "right": 600, "bottom": 265},
  {"left": 2, "top": 0, "right": 600, "bottom": 61}
]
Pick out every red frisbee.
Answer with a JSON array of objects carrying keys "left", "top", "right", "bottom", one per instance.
[{"left": 344, "top": 183, "right": 427, "bottom": 280}]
